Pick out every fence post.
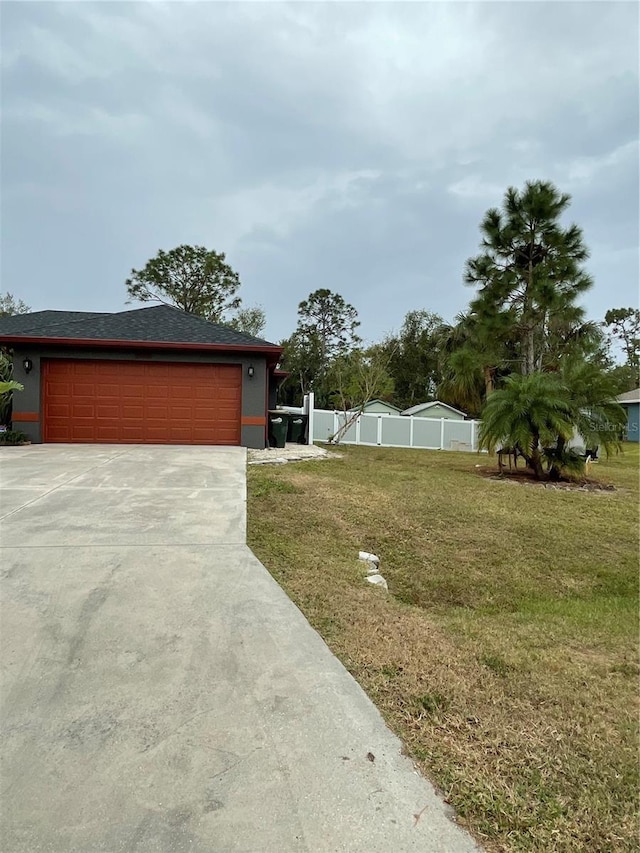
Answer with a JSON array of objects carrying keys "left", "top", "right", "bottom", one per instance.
[
  {"left": 377, "top": 416, "right": 382, "bottom": 446},
  {"left": 355, "top": 414, "right": 361, "bottom": 445},
  {"left": 440, "top": 418, "right": 445, "bottom": 450},
  {"left": 471, "top": 419, "right": 476, "bottom": 451},
  {"left": 409, "top": 415, "right": 414, "bottom": 447},
  {"left": 306, "top": 392, "right": 315, "bottom": 445},
  {"left": 333, "top": 410, "right": 339, "bottom": 441}
]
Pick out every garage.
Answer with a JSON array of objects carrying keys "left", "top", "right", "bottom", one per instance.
[
  {"left": 1, "top": 304, "right": 283, "bottom": 449},
  {"left": 42, "top": 359, "right": 242, "bottom": 445}
]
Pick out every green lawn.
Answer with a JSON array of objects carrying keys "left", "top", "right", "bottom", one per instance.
[{"left": 247, "top": 443, "right": 639, "bottom": 853}]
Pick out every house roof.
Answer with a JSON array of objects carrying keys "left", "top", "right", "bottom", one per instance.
[
  {"left": 617, "top": 387, "right": 640, "bottom": 404},
  {"left": 0, "top": 310, "right": 107, "bottom": 333},
  {"left": 364, "top": 399, "right": 402, "bottom": 411},
  {"left": 0, "top": 305, "right": 281, "bottom": 357},
  {"left": 346, "top": 399, "right": 402, "bottom": 414},
  {"left": 401, "top": 400, "right": 467, "bottom": 417}
]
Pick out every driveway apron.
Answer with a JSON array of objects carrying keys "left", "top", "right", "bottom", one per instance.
[{"left": 0, "top": 445, "right": 478, "bottom": 852}]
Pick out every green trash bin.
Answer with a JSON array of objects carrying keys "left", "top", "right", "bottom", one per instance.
[
  {"left": 268, "top": 411, "right": 289, "bottom": 448},
  {"left": 287, "top": 414, "right": 308, "bottom": 444}
]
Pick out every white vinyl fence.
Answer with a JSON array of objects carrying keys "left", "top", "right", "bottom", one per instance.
[{"left": 282, "top": 396, "right": 480, "bottom": 452}]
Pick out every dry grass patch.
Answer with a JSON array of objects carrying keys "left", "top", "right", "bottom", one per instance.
[{"left": 247, "top": 444, "right": 639, "bottom": 852}]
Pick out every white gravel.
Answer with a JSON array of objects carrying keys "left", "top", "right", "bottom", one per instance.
[{"left": 248, "top": 443, "right": 342, "bottom": 465}]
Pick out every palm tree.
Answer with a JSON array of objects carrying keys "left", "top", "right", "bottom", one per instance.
[
  {"left": 0, "top": 350, "right": 23, "bottom": 427},
  {"left": 0, "top": 381, "right": 23, "bottom": 394},
  {"left": 545, "top": 357, "right": 626, "bottom": 480},
  {"left": 0, "top": 381, "right": 24, "bottom": 427},
  {"left": 438, "top": 311, "right": 516, "bottom": 416},
  {"left": 438, "top": 347, "right": 484, "bottom": 417},
  {"left": 479, "top": 373, "right": 574, "bottom": 479}
]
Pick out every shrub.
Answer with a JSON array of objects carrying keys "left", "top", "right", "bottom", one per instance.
[{"left": 0, "top": 429, "right": 30, "bottom": 445}]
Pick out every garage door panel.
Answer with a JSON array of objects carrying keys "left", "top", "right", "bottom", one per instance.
[
  {"left": 168, "top": 429, "right": 192, "bottom": 441},
  {"left": 193, "top": 429, "right": 222, "bottom": 442},
  {"left": 168, "top": 406, "right": 193, "bottom": 419},
  {"left": 46, "top": 379, "right": 71, "bottom": 395},
  {"left": 95, "top": 383, "right": 119, "bottom": 396},
  {"left": 71, "top": 383, "right": 95, "bottom": 396},
  {"left": 194, "top": 386, "right": 215, "bottom": 400},
  {"left": 146, "top": 386, "right": 170, "bottom": 399},
  {"left": 122, "top": 405, "right": 144, "bottom": 419},
  {"left": 216, "top": 406, "right": 239, "bottom": 418},
  {"left": 71, "top": 425, "right": 97, "bottom": 440},
  {"left": 121, "top": 385, "right": 145, "bottom": 398},
  {"left": 71, "top": 404, "right": 95, "bottom": 419},
  {"left": 43, "top": 360, "right": 243, "bottom": 445},
  {"left": 49, "top": 362, "right": 73, "bottom": 376},
  {"left": 194, "top": 408, "right": 217, "bottom": 420},
  {"left": 216, "top": 367, "right": 241, "bottom": 382},
  {"left": 165, "top": 397, "right": 191, "bottom": 409},
  {"left": 96, "top": 427, "right": 122, "bottom": 441},
  {"left": 217, "top": 389, "right": 242, "bottom": 403},
  {"left": 145, "top": 429, "right": 170, "bottom": 442},
  {"left": 46, "top": 404, "right": 70, "bottom": 418},
  {"left": 120, "top": 428, "right": 147, "bottom": 441},
  {"left": 146, "top": 406, "right": 169, "bottom": 419},
  {"left": 72, "top": 362, "right": 97, "bottom": 376},
  {"left": 96, "top": 405, "right": 120, "bottom": 419},
  {"left": 95, "top": 362, "right": 119, "bottom": 374},
  {"left": 46, "top": 427, "right": 70, "bottom": 441}
]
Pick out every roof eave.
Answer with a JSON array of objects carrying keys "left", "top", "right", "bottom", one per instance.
[{"left": 1, "top": 335, "right": 283, "bottom": 364}]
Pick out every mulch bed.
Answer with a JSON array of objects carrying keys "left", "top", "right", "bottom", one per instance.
[{"left": 475, "top": 465, "right": 616, "bottom": 492}]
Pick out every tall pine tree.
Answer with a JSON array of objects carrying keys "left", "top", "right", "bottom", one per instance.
[{"left": 465, "top": 181, "right": 593, "bottom": 376}]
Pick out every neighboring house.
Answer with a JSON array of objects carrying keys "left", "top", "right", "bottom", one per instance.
[
  {"left": 349, "top": 399, "right": 402, "bottom": 416},
  {"left": 0, "top": 305, "right": 282, "bottom": 448},
  {"left": 400, "top": 401, "right": 467, "bottom": 420},
  {"left": 617, "top": 387, "right": 640, "bottom": 443}
]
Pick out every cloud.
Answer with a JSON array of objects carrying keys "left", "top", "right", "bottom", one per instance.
[
  {"left": 192, "top": 169, "right": 383, "bottom": 250},
  {"left": 447, "top": 176, "right": 507, "bottom": 201},
  {"left": 563, "top": 140, "right": 639, "bottom": 188},
  {"left": 5, "top": 101, "right": 148, "bottom": 139},
  {"left": 0, "top": 1, "right": 637, "bottom": 341}
]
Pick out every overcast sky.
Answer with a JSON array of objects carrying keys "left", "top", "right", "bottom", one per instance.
[{"left": 2, "top": 1, "right": 638, "bottom": 344}]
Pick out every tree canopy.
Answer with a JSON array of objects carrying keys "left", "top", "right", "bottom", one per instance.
[
  {"left": 438, "top": 310, "right": 516, "bottom": 416},
  {"left": 227, "top": 306, "right": 267, "bottom": 338},
  {"left": 465, "top": 180, "right": 593, "bottom": 377},
  {"left": 0, "top": 293, "right": 31, "bottom": 317},
  {"left": 444, "top": 179, "right": 627, "bottom": 479},
  {"left": 296, "top": 288, "right": 361, "bottom": 364},
  {"left": 381, "top": 310, "right": 444, "bottom": 411},
  {"left": 126, "top": 245, "right": 242, "bottom": 323},
  {"left": 603, "top": 307, "right": 640, "bottom": 375},
  {"left": 325, "top": 346, "right": 395, "bottom": 443},
  {"left": 279, "top": 289, "right": 361, "bottom": 407}
]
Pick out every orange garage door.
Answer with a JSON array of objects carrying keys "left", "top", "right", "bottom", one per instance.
[{"left": 42, "top": 359, "right": 242, "bottom": 445}]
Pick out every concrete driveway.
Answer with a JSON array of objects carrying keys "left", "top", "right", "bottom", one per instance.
[{"left": 0, "top": 445, "right": 478, "bottom": 853}]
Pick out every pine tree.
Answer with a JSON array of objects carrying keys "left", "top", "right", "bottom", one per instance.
[{"left": 465, "top": 181, "right": 593, "bottom": 376}]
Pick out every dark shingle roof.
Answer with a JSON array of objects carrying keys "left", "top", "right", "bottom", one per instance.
[
  {"left": 0, "top": 310, "right": 106, "bottom": 332},
  {"left": 0, "top": 305, "right": 279, "bottom": 349}
]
